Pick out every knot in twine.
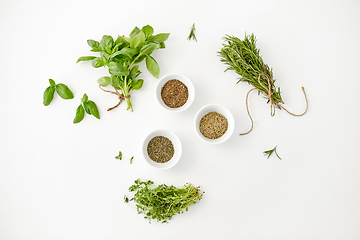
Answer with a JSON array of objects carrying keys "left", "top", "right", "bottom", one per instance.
[
  {"left": 99, "top": 85, "right": 131, "bottom": 111},
  {"left": 240, "top": 74, "right": 308, "bottom": 135}
]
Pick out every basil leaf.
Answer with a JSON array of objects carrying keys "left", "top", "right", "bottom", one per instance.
[
  {"left": 81, "top": 93, "right": 88, "bottom": 103},
  {"left": 97, "top": 76, "right": 111, "bottom": 87},
  {"left": 55, "top": 84, "right": 74, "bottom": 99},
  {"left": 83, "top": 101, "right": 91, "bottom": 115},
  {"left": 110, "top": 48, "right": 138, "bottom": 59},
  {"left": 145, "top": 55, "right": 160, "bottom": 78},
  {"left": 131, "top": 79, "right": 143, "bottom": 90},
  {"left": 114, "top": 35, "right": 126, "bottom": 46},
  {"left": 108, "top": 62, "right": 129, "bottom": 76},
  {"left": 100, "top": 35, "right": 114, "bottom": 54},
  {"left": 87, "top": 39, "right": 100, "bottom": 49},
  {"left": 111, "top": 75, "right": 122, "bottom": 89},
  {"left": 49, "top": 79, "right": 56, "bottom": 86},
  {"left": 43, "top": 86, "right": 55, "bottom": 106},
  {"left": 92, "top": 57, "right": 106, "bottom": 68},
  {"left": 138, "top": 43, "right": 160, "bottom": 57},
  {"left": 130, "top": 31, "right": 145, "bottom": 49},
  {"left": 148, "top": 33, "right": 170, "bottom": 43},
  {"left": 130, "top": 65, "right": 140, "bottom": 78},
  {"left": 77, "top": 56, "right": 97, "bottom": 63},
  {"left": 142, "top": 25, "right": 154, "bottom": 39},
  {"left": 87, "top": 100, "right": 100, "bottom": 119},
  {"left": 73, "top": 105, "right": 85, "bottom": 124},
  {"left": 129, "top": 27, "right": 141, "bottom": 38}
]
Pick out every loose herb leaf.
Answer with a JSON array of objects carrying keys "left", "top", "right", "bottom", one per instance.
[
  {"left": 187, "top": 23, "right": 197, "bottom": 42},
  {"left": 87, "top": 100, "right": 100, "bottom": 119},
  {"left": 43, "top": 86, "right": 55, "bottom": 106},
  {"left": 124, "top": 195, "right": 129, "bottom": 203},
  {"left": 115, "top": 151, "right": 122, "bottom": 160},
  {"left": 73, "top": 104, "right": 85, "bottom": 124},
  {"left": 129, "top": 156, "right": 134, "bottom": 164},
  {"left": 263, "top": 146, "right": 282, "bottom": 160},
  {"left": 127, "top": 179, "right": 204, "bottom": 223},
  {"left": 55, "top": 83, "right": 74, "bottom": 99}
]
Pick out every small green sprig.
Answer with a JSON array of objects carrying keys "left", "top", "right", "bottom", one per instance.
[
  {"left": 73, "top": 94, "right": 100, "bottom": 123},
  {"left": 187, "top": 23, "right": 197, "bottom": 42},
  {"left": 115, "top": 151, "right": 123, "bottom": 160},
  {"left": 263, "top": 146, "right": 282, "bottom": 160},
  {"left": 126, "top": 179, "right": 204, "bottom": 223},
  {"left": 43, "top": 79, "right": 74, "bottom": 106}
]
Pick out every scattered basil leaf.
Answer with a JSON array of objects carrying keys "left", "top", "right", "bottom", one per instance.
[
  {"left": 83, "top": 101, "right": 92, "bottom": 115},
  {"left": 43, "top": 86, "right": 55, "bottom": 106},
  {"left": 145, "top": 55, "right": 160, "bottom": 78},
  {"left": 87, "top": 100, "right": 100, "bottom": 119},
  {"left": 55, "top": 83, "right": 74, "bottom": 99},
  {"left": 81, "top": 93, "right": 88, "bottom": 103},
  {"left": 73, "top": 104, "right": 85, "bottom": 124}
]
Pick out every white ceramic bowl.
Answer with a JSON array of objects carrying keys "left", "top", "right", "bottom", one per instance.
[
  {"left": 142, "top": 129, "right": 182, "bottom": 170},
  {"left": 155, "top": 73, "right": 195, "bottom": 112},
  {"left": 194, "top": 104, "right": 235, "bottom": 144}
]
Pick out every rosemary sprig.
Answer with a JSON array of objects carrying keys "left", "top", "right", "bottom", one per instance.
[
  {"left": 264, "top": 146, "right": 282, "bottom": 160},
  {"left": 187, "top": 23, "right": 197, "bottom": 42},
  {"left": 126, "top": 179, "right": 204, "bottom": 223}
]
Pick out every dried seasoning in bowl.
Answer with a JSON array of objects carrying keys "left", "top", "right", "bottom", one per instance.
[
  {"left": 161, "top": 79, "right": 189, "bottom": 108},
  {"left": 147, "top": 136, "right": 174, "bottom": 163},
  {"left": 199, "top": 111, "right": 228, "bottom": 139}
]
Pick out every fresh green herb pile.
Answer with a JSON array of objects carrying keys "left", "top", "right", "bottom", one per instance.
[
  {"left": 125, "top": 179, "right": 204, "bottom": 223},
  {"left": 77, "top": 25, "right": 170, "bottom": 112},
  {"left": 219, "top": 33, "right": 308, "bottom": 135}
]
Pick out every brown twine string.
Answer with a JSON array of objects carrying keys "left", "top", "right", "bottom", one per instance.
[
  {"left": 99, "top": 85, "right": 131, "bottom": 111},
  {"left": 240, "top": 74, "right": 308, "bottom": 136}
]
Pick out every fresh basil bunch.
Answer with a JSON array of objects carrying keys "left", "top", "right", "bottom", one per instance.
[{"left": 77, "top": 25, "right": 170, "bottom": 112}]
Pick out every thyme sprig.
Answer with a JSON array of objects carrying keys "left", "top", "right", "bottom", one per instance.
[
  {"left": 126, "top": 179, "right": 204, "bottom": 223},
  {"left": 187, "top": 23, "right": 197, "bottom": 42}
]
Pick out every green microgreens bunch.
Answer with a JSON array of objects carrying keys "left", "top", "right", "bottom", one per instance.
[
  {"left": 73, "top": 93, "right": 100, "bottom": 123},
  {"left": 125, "top": 179, "right": 204, "bottom": 223},
  {"left": 77, "top": 25, "right": 170, "bottom": 112},
  {"left": 43, "top": 79, "right": 74, "bottom": 106}
]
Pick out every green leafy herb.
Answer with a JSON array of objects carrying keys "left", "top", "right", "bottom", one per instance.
[
  {"left": 127, "top": 179, "right": 204, "bottom": 223},
  {"left": 115, "top": 151, "right": 123, "bottom": 160},
  {"left": 43, "top": 79, "right": 74, "bottom": 106},
  {"left": 130, "top": 156, "right": 134, "bottom": 164},
  {"left": 264, "top": 146, "right": 282, "bottom": 160},
  {"left": 219, "top": 33, "right": 308, "bottom": 135},
  {"left": 73, "top": 94, "right": 100, "bottom": 123},
  {"left": 77, "top": 25, "right": 170, "bottom": 112},
  {"left": 187, "top": 23, "right": 197, "bottom": 42}
]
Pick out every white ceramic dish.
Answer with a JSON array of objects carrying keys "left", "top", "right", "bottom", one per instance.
[
  {"left": 142, "top": 129, "right": 182, "bottom": 170},
  {"left": 155, "top": 73, "right": 195, "bottom": 112},
  {"left": 194, "top": 104, "right": 235, "bottom": 144}
]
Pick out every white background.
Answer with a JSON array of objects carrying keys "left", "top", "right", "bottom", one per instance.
[{"left": 1, "top": 0, "right": 360, "bottom": 239}]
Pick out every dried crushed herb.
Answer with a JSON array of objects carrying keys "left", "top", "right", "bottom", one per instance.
[
  {"left": 199, "top": 111, "right": 228, "bottom": 139},
  {"left": 147, "top": 136, "right": 174, "bottom": 163},
  {"left": 161, "top": 79, "right": 188, "bottom": 108}
]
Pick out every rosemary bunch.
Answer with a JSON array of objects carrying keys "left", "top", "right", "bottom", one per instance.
[
  {"left": 126, "top": 179, "right": 204, "bottom": 223},
  {"left": 219, "top": 33, "right": 308, "bottom": 135},
  {"left": 219, "top": 33, "right": 283, "bottom": 107}
]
